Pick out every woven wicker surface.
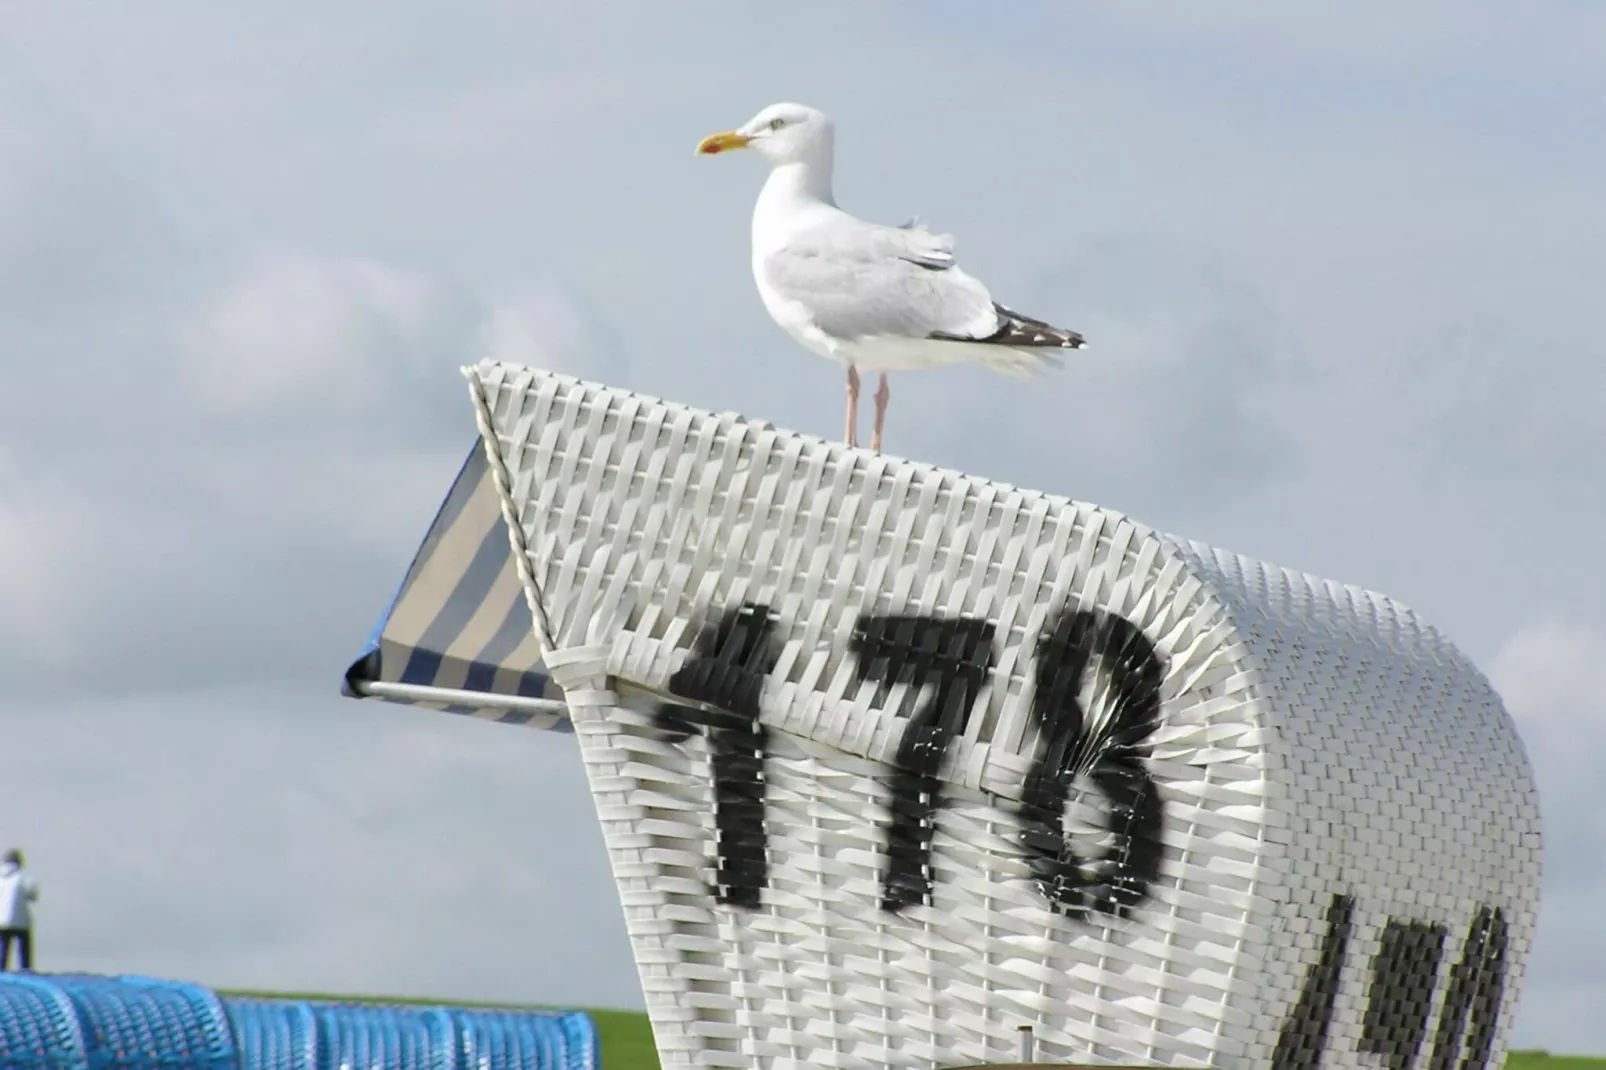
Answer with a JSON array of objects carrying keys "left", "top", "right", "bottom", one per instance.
[{"left": 463, "top": 363, "right": 1543, "bottom": 1070}]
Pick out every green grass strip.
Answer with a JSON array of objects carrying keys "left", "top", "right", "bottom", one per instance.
[{"left": 219, "top": 994, "right": 1604, "bottom": 1070}]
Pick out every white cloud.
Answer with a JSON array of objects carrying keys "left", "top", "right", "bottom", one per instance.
[
  {"left": 481, "top": 286, "right": 598, "bottom": 378},
  {"left": 176, "top": 250, "right": 624, "bottom": 420},
  {"left": 178, "top": 251, "right": 468, "bottom": 414},
  {"left": 1493, "top": 619, "right": 1606, "bottom": 751}
]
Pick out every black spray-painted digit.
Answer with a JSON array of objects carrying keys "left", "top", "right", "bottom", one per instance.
[
  {"left": 1427, "top": 905, "right": 1509, "bottom": 1070},
  {"left": 851, "top": 615, "right": 997, "bottom": 913},
  {"left": 652, "top": 602, "right": 780, "bottom": 909},
  {"left": 1272, "top": 892, "right": 1357, "bottom": 1070},
  {"left": 1362, "top": 918, "right": 1449, "bottom": 1070},
  {"left": 1018, "top": 607, "right": 1165, "bottom": 919}
]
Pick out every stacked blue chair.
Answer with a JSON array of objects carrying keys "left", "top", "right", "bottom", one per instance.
[
  {"left": 0, "top": 978, "right": 598, "bottom": 1070},
  {"left": 0, "top": 975, "right": 235, "bottom": 1070},
  {"left": 217, "top": 1001, "right": 314, "bottom": 1070},
  {"left": 447, "top": 1010, "right": 595, "bottom": 1070},
  {"left": 0, "top": 974, "right": 88, "bottom": 1070},
  {"left": 223, "top": 1002, "right": 595, "bottom": 1070},
  {"left": 306, "top": 1005, "right": 455, "bottom": 1070}
]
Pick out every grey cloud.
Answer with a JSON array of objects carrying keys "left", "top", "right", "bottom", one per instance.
[
  {"left": 0, "top": 70, "right": 183, "bottom": 325},
  {"left": 0, "top": 63, "right": 205, "bottom": 421},
  {"left": 1411, "top": 323, "right": 1606, "bottom": 510}
]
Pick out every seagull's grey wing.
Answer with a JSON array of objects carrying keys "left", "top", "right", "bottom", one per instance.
[{"left": 762, "top": 219, "right": 995, "bottom": 342}]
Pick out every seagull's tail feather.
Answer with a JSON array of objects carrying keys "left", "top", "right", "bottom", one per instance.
[{"left": 930, "top": 302, "right": 1087, "bottom": 379}]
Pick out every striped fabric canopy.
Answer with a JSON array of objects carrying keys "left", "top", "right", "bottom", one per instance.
[{"left": 341, "top": 442, "right": 570, "bottom": 731}]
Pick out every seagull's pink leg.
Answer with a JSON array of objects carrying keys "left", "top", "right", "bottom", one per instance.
[
  {"left": 871, "top": 374, "right": 890, "bottom": 453},
  {"left": 845, "top": 366, "right": 860, "bottom": 448}
]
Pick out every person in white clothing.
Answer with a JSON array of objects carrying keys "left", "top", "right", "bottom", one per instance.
[{"left": 0, "top": 848, "right": 39, "bottom": 971}]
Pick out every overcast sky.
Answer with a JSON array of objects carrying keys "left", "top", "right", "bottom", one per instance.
[{"left": 2, "top": 0, "right": 1603, "bottom": 1056}]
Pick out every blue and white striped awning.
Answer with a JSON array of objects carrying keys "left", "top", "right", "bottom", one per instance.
[{"left": 342, "top": 442, "right": 571, "bottom": 732}]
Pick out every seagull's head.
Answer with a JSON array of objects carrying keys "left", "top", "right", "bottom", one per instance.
[{"left": 696, "top": 102, "right": 834, "bottom": 167}]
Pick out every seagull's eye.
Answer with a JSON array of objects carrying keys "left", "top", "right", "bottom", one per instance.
[{"left": 768, "top": 118, "right": 786, "bottom": 131}]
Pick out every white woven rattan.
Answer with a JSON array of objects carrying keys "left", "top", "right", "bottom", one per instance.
[{"left": 463, "top": 362, "right": 1542, "bottom": 1070}]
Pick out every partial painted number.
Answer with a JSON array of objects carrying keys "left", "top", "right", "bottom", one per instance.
[
  {"left": 1274, "top": 894, "right": 1509, "bottom": 1070},
  {"left": 654, "top": 603, "right": 1167, "bottom": 920}
]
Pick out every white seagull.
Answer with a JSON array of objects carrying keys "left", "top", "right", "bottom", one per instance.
[{"left": 697, "top": 102, "right": 1087, "bottom": 452}]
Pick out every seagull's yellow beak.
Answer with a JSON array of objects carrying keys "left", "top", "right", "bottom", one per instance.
[{"left": 696, "top": 130, "right": 751, "bottom": 156}]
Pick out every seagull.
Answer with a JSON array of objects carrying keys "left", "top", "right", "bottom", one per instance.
[{"left": 697, "top": 102, "right": 1086, "bottom": 453}]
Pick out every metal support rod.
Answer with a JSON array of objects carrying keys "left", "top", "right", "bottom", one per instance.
[{"left": 353, "top": 679, "right": 570, "bottom": 717}]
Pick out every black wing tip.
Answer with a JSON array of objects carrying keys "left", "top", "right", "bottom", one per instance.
[
  {"left": 927, "top": 326, "right": 1088, "bottom": 348},
  {"left": 927, "top": 304, "right": 1089, "bottom": 348},
  {"left": 986, "top": 303, "right": 1088, "bottom": 349}
]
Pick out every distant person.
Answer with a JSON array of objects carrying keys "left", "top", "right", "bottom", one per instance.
[{"left": 0, "top": 848, "right": 39, "bottom": 971}]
